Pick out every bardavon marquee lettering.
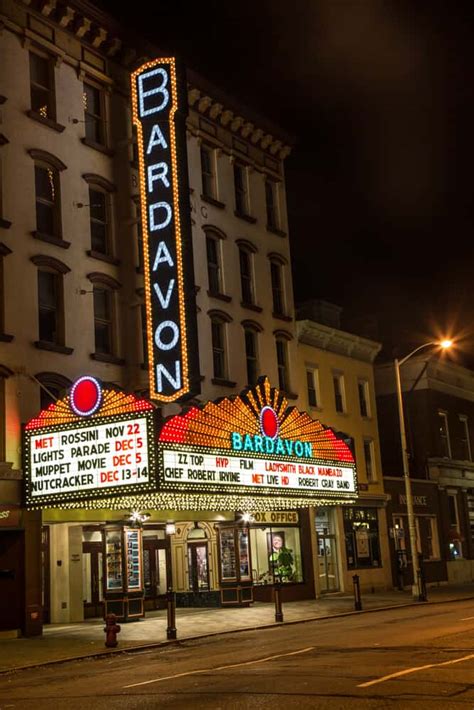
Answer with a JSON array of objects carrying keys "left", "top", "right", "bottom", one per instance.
[{"left": 131, "top": 58, "right": 200, "bottom": 402}]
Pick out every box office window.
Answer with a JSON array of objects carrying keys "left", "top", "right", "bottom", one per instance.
[
  {"left": 249, "top": 526, "right": 303, "bottom": 585},
  {"left": 344, "top": 507, "right": 381, "bottom": 569}
]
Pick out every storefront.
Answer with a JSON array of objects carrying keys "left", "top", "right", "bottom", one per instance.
[
  {"left": 24, "top": 375, "right": 361, "bottom": 624},
  {"left": 384, "top": 476, "right": 446, "bottom": 587}
]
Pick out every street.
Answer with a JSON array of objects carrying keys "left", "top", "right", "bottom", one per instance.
[{"left": 2, "top": 599, "right": 474, "bottom": 708}]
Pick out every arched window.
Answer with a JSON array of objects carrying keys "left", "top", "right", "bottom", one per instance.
[
  {"left": 236, "top": 240, "right": 257, "bottom": 306},
  {"left": 87, "top": 272, "right": 121, "bottom": 359},
  {"left": 83, "top": 174, "right": 116, "bottom": 258},
  {"left": 203, "top": 226, "right": 226, "bottom": 296},
  {"left": 29, "top": 150, "right": 66, "bottom": 241},
  {"left": 242, "top": 320, "right": 262, "bottom": 386},
  {"left": 268, "top": 253, "right": 287, "bottom": 317},
  {"left": 31, "top": 255, "right": 70, "bottom": 350},
  {"left": 274, "top": 330, "right": 293, "bottom": 393},
  {"left": 35, "top": 371, "right": 71, "bottom": 410},
  {"left": 208, "top": 309, "right": 232, "bottom": 381}
]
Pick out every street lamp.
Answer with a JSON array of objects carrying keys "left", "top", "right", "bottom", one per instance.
[{"left": 394, "top": 339, "right": 453, "bottom": 600}]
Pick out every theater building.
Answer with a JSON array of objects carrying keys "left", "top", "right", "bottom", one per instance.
[{"left": 0, "top": 0, "right": 320, "bottom": 634}]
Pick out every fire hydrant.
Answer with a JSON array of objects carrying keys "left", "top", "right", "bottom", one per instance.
[{"left": 104, "top": 613, "right": 121, "bottom": 648}]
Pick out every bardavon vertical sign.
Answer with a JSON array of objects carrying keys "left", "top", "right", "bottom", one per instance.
[{"left": 131, "top": 58, "right": 200, "bottom": 402}]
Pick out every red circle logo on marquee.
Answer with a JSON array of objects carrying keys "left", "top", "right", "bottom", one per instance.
[
  {"left": 260, "top": 406, "right": 279, "bottom": 440},
  {"left": 70, "top": 376, "right": 102, "bottom": 417}
]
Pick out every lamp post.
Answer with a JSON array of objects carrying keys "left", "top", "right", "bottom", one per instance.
[{"left": 394, "top": 339, "right": 452, "bottom": 600}]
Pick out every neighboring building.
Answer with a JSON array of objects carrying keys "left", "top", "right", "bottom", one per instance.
[
  {"left": 296, "top": 301, "right": 392, "bottom": 594},
  {"left": 0, "top": 0, "right": 325, "bottom": 634},
  {"left": 376, "top": 355, "right": 474, "bottom": 587}
]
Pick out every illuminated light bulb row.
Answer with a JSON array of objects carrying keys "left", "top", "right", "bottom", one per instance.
[{"left": 29, "top": 491, "right": 357, "bottom": 513}]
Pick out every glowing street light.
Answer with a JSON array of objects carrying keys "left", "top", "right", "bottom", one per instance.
[{"left": 395, "top": 339, "right": 453, "bottom": 600}]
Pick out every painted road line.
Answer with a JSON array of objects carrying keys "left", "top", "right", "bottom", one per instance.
[
  {"left": 358, "top": 652, "right": 474, "bottom": 688},
  {"left": 460, "top": 616, "right": 474, "bottom": 621},
  {"left": 123, "top": 646, "right": 315, "bottom": 689}
]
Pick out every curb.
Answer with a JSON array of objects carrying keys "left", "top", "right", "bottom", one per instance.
[{"left": 3, "top": 594, "right": 474, "bottom": 675}]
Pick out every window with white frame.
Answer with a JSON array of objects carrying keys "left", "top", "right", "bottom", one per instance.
[
  {"left": 363, "top": 439, "right": 376, "bottom": 482},
  {"left": 460, "top": 415, "right": 472, "bottom": 461},
  {"left": 447, "top": 492, "right": 459, "bottom": 528},
  {"left": 438, "top": 411, "right": 451, "bottom": 458},
  {"left": 358, "top": 379, "right": 370, "bottom": 418},
  {"left": 200, "top": 145, "right": 216, "bottom": 199},
  {"left": 393, "top": 514, "right": 440, "bottom": 560},
  {"left": 333, "top": 372, "right": 346, "bottom": 413},
  {"left": 306, "top": 369, "right": 320, "bottom": 408}
]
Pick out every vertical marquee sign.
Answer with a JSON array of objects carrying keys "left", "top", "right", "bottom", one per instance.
[{"left": 131, "top": 58, "right": 200, "bottom": 402}]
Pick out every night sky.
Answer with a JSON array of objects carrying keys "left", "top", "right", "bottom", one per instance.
[{"left": 103, "top": 0, "right": 474, "bottom": 361}]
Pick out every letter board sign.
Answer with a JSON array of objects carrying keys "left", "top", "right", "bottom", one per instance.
[{"left": 131, "top": 58, "right": 200, "bottom": 402}]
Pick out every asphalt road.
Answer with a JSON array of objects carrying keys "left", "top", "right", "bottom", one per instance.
[{"left": 3, "top": 599, "right": 474, "bottom": 709}]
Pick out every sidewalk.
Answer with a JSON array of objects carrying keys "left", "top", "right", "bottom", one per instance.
[{"left": 2, "top": 584, "right": 474, "bottom": 674}]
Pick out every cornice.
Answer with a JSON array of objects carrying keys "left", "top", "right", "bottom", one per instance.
[
  {"left": 16, "top": 0, "right": 292, "bottom": 158},
  {"left": 297, "top": 319, "right": 382, "bottom": 364},
  {"left": 187, "top": 88, "right": 291, "bottom": 161}
]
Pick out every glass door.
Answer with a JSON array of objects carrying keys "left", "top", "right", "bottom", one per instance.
[
  {"left": 144, "top": 540, "right": 169, "bottom": 607},
  {"left": 317, "top": 534, "right": 339, "bottom": 593},
  {"left": 82, "top": 542, "right": 104, "bottom": 618},
  {"left": 188, "top": 542, "right": 210, "bottom": 592}
]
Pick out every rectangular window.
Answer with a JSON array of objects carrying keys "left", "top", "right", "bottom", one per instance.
[
  {"left": 265, "top": 179, "right": 278, "bottom": 230},
  {"left": 358, "top": 379, "right": 370, "bottom": 418},
  {"left": 29, "top": 52, "right": 55, "bottom": 119},
  {"left": 333, "top": 373, "right": 345, "bottom": 413},
  {"left": 35, "top": 165, "right": 60, "bottom": 237},
  {"left": 38, "top": 270, "right": 61, "bottom": 344},
  {"left": 201, "top": 145, "right": 216, "bottom": 198},
  {"left": 239, "top": 248, "right": 253, "bottom": 304},
  {"left": 276, "top": 338, "right": 289, "bottom": 392},
  {"left": 93, "top": 287, "right": 113, "bottom": 354},
  {"left": 344, "top": 507, "right": 381, "bottom": 569},
  {"left": 211, "top": 319, "right": 226, "bottom": 379},
  {"left": 244, "top": 329, "right": 258, "bottom": 386},
  {"left": 460, "top": 415, "right": 472, "bottom": 461},
  {"left": 249, "top": 526, "right": 303, "bottom": 585},
  {"left": 206, "top": 236, "right": 221, "bottom": 294},
  {"left": 438, "top": 411, "right": 451, "bottom": 458},
  {"left": 89, "top": 188, "right": 109, "bottom": 254},
  {"left": 234, "top": 163, "right": 248, "bottom": 214},
  {"left": 83, "top": 82, "right": 105, "bottom": 146},
  {"left": 306, "top": 369, "right": 319, "bottom": 408},
  {"left": 363, "top": 439, "right": 376, "bottom": 482},
  {"left": 270, "top": 261, "right": 284, "bottom": 315},
  {"left": 448, "top": 493, "right": 458, "bottom": 528}
]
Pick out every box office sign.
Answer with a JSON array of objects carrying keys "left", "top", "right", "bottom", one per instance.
[
  {"left": 131, "top": 58, "right": 200, "bottom": 403},
  {"left": 157, "top": 377, "right": 358, "bottom": 503},
  {"left": 24, "top": 377, "right": 156, "bottom": 506}
]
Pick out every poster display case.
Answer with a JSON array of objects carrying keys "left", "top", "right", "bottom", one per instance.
[
  {"left": 103, "top": 524, "right": 145, "bottom": 621},
  {"left": 217, "top": 525, "right": 253, "bottom": 606}
]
